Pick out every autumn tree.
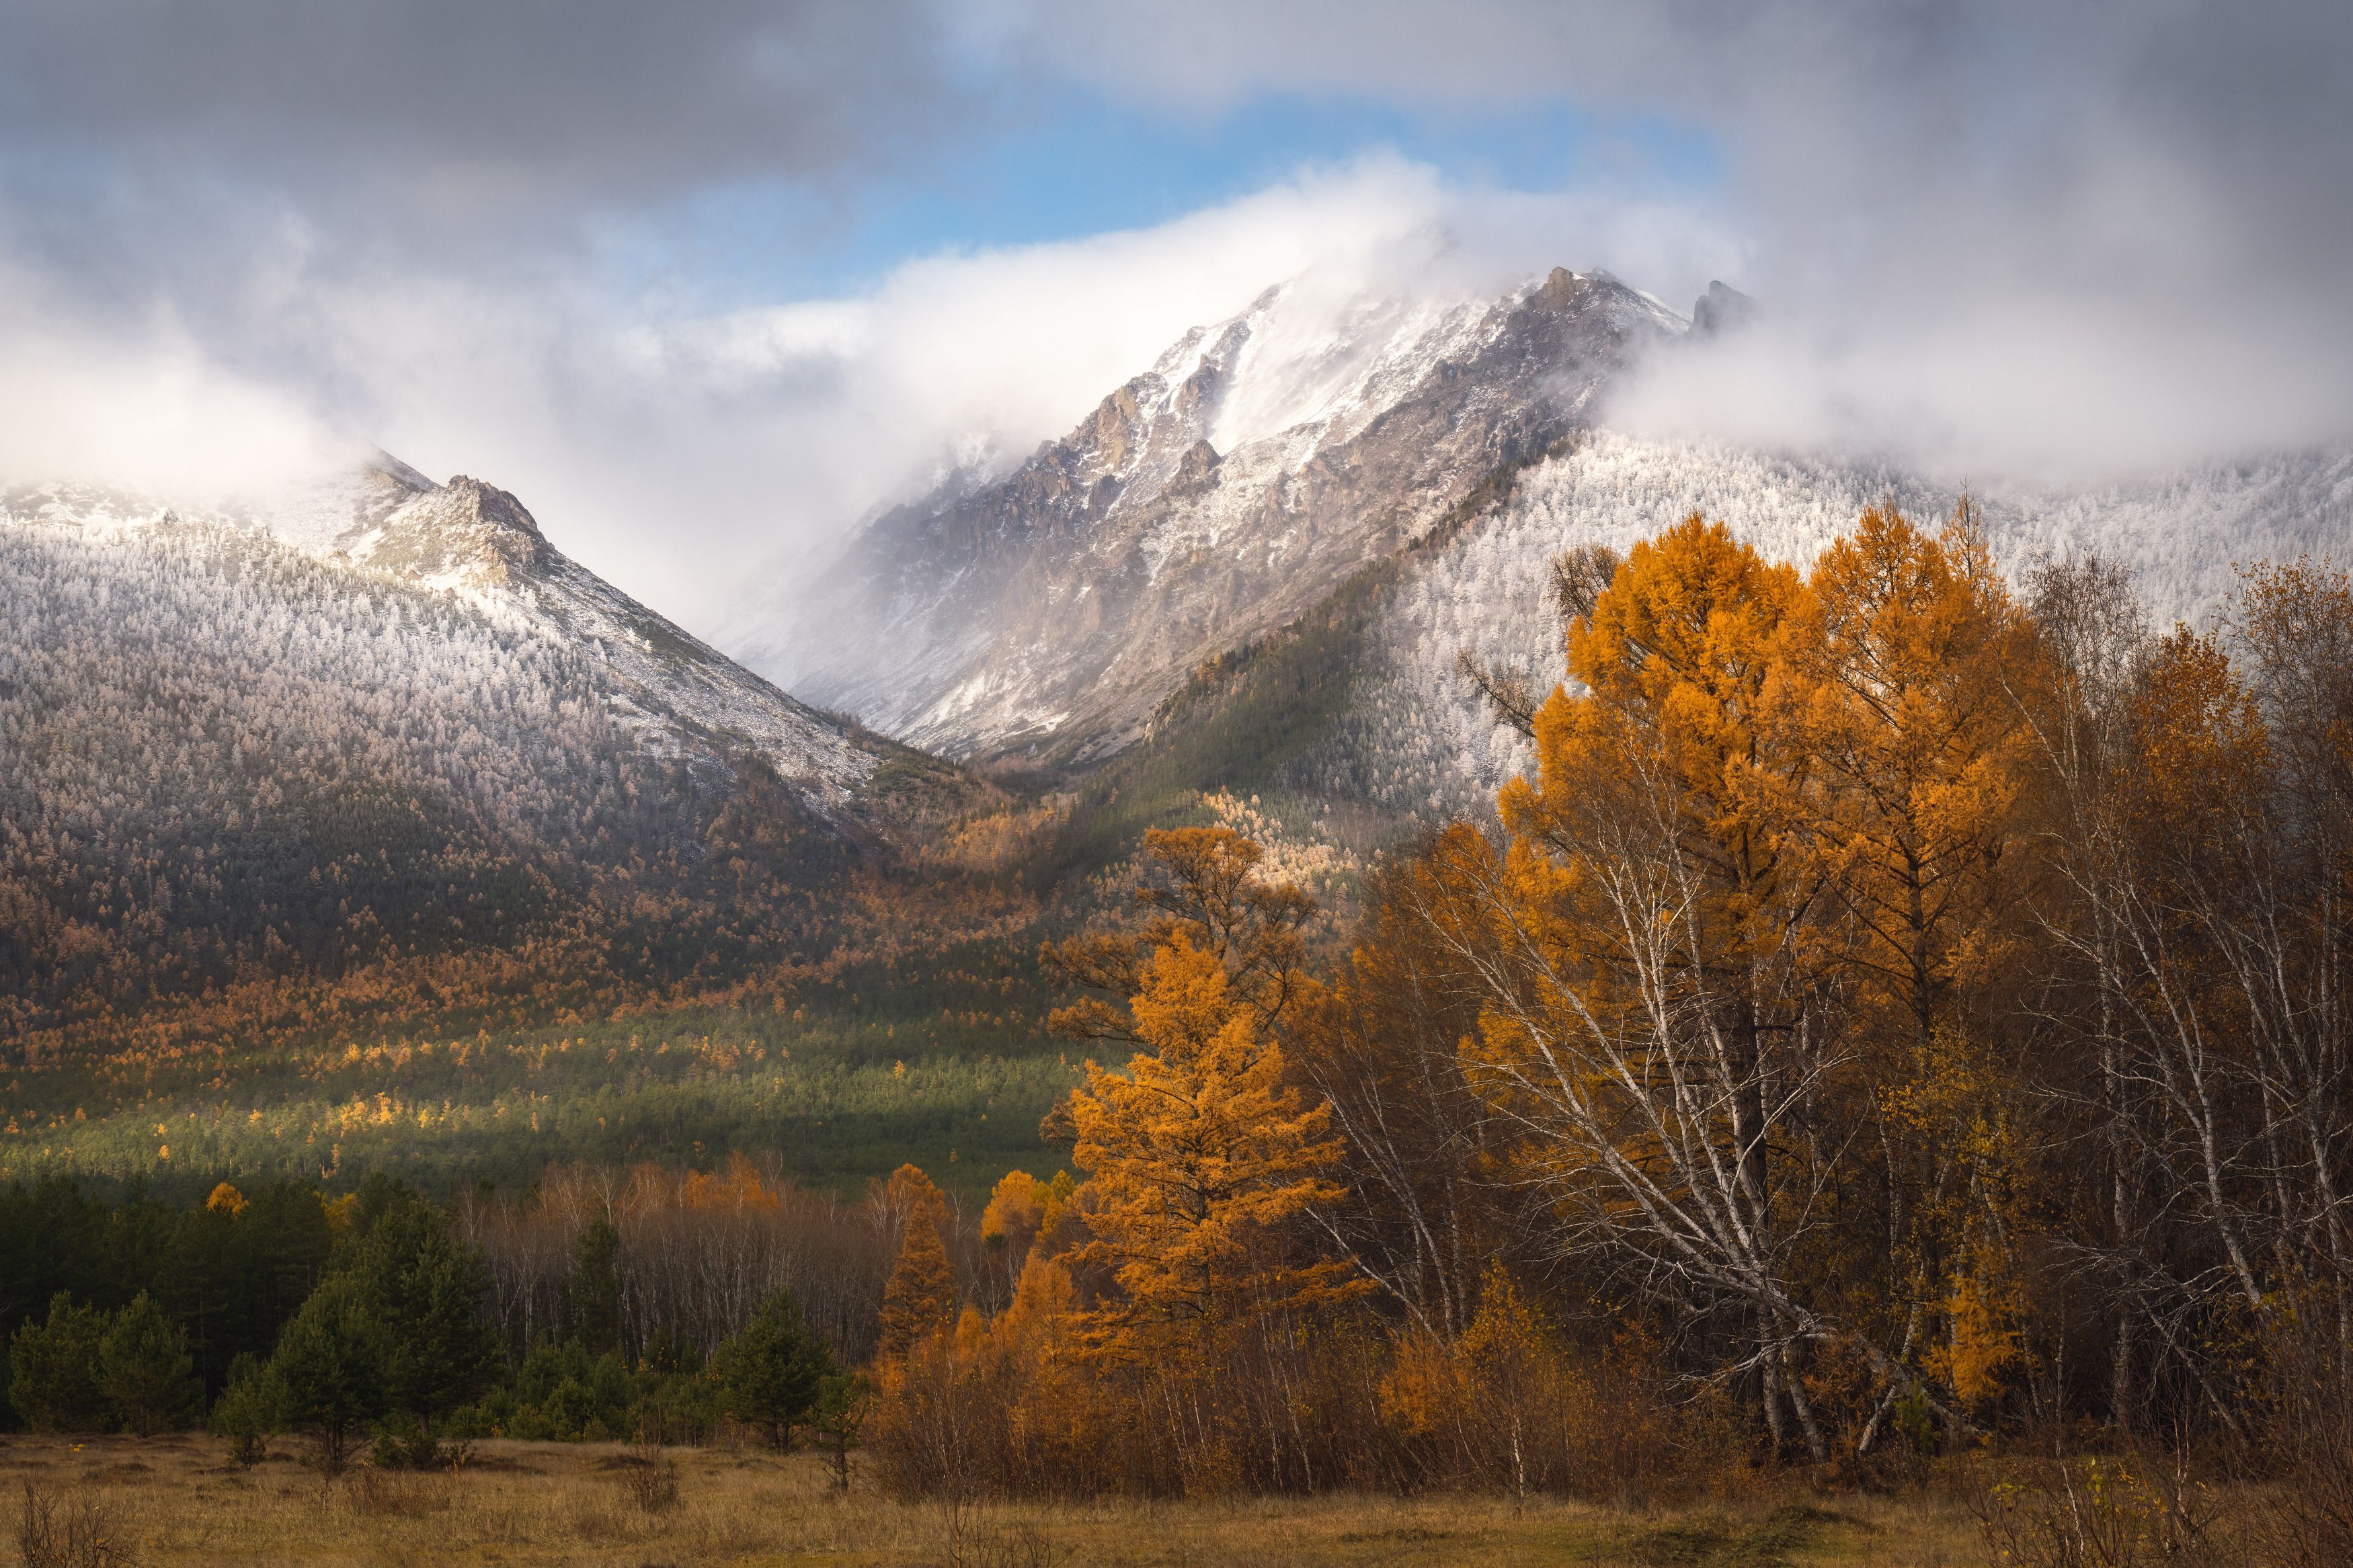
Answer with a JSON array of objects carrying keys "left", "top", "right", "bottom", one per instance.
[
  {"left": 1773, "top": 501, "right": 2046, "bottom": 1438},
  {"left": 1066, "top": 932, "right": 1357, "bottom": 1350},
  {"left": 1291, "top": 831, "right": 1522, "bottom": 1338},
  {"left": 877, "top": 1165, "right": 958, "bottom": 1361},
  {"left": 2026, "top": 558, "right": 2353, "bottom": 1440},
  {"left": 1777, "top": 502, "right": 2036, "bottom": 1047},
  {"left": 978, "top": 1170, "right": 1049, "bottom": 1309},
  {"left": 1447, "top": 513, "right": 1918, "bottom": 1458},
  {"left": 1043, "top": 826, "right": 1314, "bottom": 1046}
]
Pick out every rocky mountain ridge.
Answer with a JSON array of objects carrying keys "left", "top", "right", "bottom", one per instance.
[
  {"left": 748, "top": 260, "right": 2353, "bottom": 799},
  {"left": 750, "top": 267, "right": 1687, "bottom": 764},
  {"left": 7, "top": 456, "right": 886, "bottom": 818}
]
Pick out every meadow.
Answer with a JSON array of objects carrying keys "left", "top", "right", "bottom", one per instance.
[
  {"left": 0, "top": 989, "right": 1078, "bottom": 1204},
  {"left": 0, "top": 1433, "right": 1984, "bottom": 1568}
]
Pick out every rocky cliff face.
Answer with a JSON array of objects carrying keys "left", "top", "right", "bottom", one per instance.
[{"left": 752, "top": 267, "right": 1687, "bottom": 764}]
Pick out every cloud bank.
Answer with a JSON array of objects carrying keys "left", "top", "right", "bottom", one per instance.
[
  {"left": 980, "top": 0, "right": 2353, "bottom": 479},
  {"left": 0, "top": 0, "right": 2344, "bottom": 626}
]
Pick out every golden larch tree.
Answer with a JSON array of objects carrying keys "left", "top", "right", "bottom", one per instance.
[
  {"left": 877, "top": 1164, "right": 958, "bottom": 1361},
  {"left": 1067, "top": 934, "right": 1357, "bottom": 1354}
]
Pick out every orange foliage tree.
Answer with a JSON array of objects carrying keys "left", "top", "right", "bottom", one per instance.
[
  {"left": 1066, "top": 934, "right": 1357, "bottom": 1352},
  {"left": 876, "top": 1165, "right": 959, "bottom": 1362}
]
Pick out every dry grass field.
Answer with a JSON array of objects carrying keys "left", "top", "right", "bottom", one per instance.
[{"left": 0, "top": 1433, "right": 1987, "bottom": 1568}]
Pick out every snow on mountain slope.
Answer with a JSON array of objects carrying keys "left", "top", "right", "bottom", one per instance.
[
  {"left": 1341, "top": 433, "right": 2353, "bottom": 821},
  {"left": 5, "top": 458, "right": 881, "bottom": 815},
  {"left": 748, "top": 267, "right": 1686, "bottom": 764}
]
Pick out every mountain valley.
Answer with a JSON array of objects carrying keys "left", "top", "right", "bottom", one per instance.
[{"left": 7, "top": 260, "right": 2350, "bottom": 1199}]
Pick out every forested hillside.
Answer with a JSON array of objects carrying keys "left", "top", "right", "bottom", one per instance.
[
  {"left": 17, "top": 501, "right": 2350, "bottom": 1567},
  {"left": 0, "top": 496, "right": 1063, "bottom": 1198}
]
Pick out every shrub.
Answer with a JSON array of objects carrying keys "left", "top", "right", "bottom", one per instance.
[{"left": 13, "top": 1479, "right": 135, "bottom": 1568}]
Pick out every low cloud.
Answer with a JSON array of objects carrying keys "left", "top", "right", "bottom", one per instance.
[
  {"left": 982, "top": 0, "right": 2353, "bottom": 481},
  {"left": 0, "top": 0, "right": 2344, "bottom": 634},
  {"left": 195, "top": 158, "right": 1730, "bottom": 624},
  {"left": 0, "top": 264, "right": 354, "bottom": 503}
]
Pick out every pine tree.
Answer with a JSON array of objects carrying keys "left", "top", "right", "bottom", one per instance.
[
  {"left": 562, "top": 1217, "right": 623, "bottom": 1356},
  {"left": 6, "top": 1293, "right": 110, "bottom": 1432},
  {"left": 340, "top": 1181, "right": 498, "bottom": 1440},
  {"left": 97, "top": 1292, "right": 201, "bottom": 1436},
  {"left": 876, "top": 1165, "right": 958, "bottom": 1361},
  {"left": 207, "top": 1351, "right": 285, "bottom": 1468},
  {"left": 713, "top": 1286, "right": 835, "bottom": 1448},
  {"left": 810, "top": 1370, "right": 875, "bottom": 1492},
  {"left": 268, "top": 1275, "right": 388, "bottom": 1475}
]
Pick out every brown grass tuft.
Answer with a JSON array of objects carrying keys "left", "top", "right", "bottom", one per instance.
[{"left": 15, "top": 1477, "right": 137, "bottom": 1568}]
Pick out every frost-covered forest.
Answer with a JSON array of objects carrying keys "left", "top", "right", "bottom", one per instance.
[
  {"left": 0, "top": 512, "right": 866, "bottom": 1044},
  {"left": 1335, "top": 432, "right": 2353, "bottom": 821}
]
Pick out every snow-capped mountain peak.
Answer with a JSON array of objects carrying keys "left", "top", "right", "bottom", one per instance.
[{"left": 746, "top": 263, "right": 1685, "bottom": 763}]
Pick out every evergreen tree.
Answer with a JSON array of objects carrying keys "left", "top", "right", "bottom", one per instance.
[
  {"left": 0, "top": 1180, "right": 113, "bottom": 1344},
  {"left": 97, "top": 1292, "right": 201, "bottom": 1436},
  {"left": 7, "top": 1293, "right": 110, "bottom": 1432},
  {"left": 268, "top": 1275, "right": 387, "bottom": 1475},
  {"left": 218, "top": 1180, "right": 335, "bottom": 1378},
  {"left": 339, "top": 1180, "right": 498, "bottom": 1437},
  {"left": 713, "top": 1287, "right": 834, "bottom": 1448},
  {"left": 810, "top": 1370, "right": 874, "bottom": 1492},
  {"left": 561, "top": 1217, "right": 623, "bottom": 1355},
  {"left": 207, "top": 1352, "right": 284, "bottom": 1468}
]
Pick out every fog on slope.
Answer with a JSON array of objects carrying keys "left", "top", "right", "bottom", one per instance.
[{"left": 752, "top": 262, "right": 1691, "bottom": 764}]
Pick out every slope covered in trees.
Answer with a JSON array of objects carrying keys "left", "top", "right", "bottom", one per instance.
[
  {"left": 0, "top": 499, "right": 1062, "bottom": 1196},
  {"left": 9, "top": 499, "right": 2353, "bottom": 1565},
  {"left": 839, "top": 508, "right": 2353, "bottom": 1548}
]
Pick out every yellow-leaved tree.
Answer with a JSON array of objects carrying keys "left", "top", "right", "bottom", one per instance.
[
  {"left": 1041, "top": 827, "right": 1357, "bottom": 1359},
  {"left": 877, "top": 1164, "right": 959, "bottom": 1362},
  {"left": 1067, "top": 932, "right": 1357, "bottom": 1350},
  {"left": 1773, "top": 501, "right": 2044, "bottom": 1436}
]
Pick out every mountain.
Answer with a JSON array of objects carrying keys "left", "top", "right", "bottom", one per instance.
[
  {"left": 253, "top": 455, "right": 881, "bottom": 815},
  {"left": 749, "top": 268, "right": 1687, "bottom": 765},
  {"left": 0, "top": 458, "right": 987, "bottom": 1048},
  {"left": 748, "top": 263, "right": 2353, "bottom": 823},
  {"left": 1342, "top": 431, "right": 2353, "bottom": 824},
  {"left": 729, "top": 259, "right": 2353, "bottom": 889}
]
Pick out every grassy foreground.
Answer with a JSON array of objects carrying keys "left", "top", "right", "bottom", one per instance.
[{"left": 0, "top": 1434, "right": 1984, "bottom": 1567}]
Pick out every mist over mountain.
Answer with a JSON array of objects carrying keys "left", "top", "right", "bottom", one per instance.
[
  {"left": 742, "top": 261, "right": 2353, "bottom": 797},
  {"left": 747, "top": 266, "right": 1686, "bottom": 763}
]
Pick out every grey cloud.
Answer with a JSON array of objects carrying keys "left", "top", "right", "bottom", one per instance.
[
  {"left": 982, "top": 0, "right": 2353, "bottom": 473},
  {"left": 1, "top": 0, "right": 2347, "bottom": 632},
  {"left": 0, "top": 1, "right": 970, "bottom": 223}
]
